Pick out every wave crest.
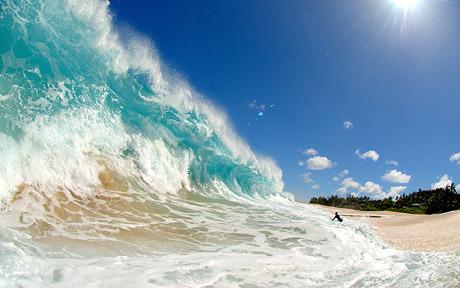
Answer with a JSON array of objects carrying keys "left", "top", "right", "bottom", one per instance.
[{"left": 0, "top": 0, "right": 284, "bottom": 207}]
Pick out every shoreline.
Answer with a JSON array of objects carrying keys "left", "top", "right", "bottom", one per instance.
[{"left": 313, "top": 204, "right": 460, "bottom": 253}]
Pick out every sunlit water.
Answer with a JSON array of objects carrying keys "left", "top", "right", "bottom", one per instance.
[{"left": 0, "top": 0, "right": 459, "bottom": 287}]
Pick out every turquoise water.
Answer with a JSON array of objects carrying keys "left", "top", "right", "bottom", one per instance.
[{"left": 0, "top": 0, "right": 459, "bottom": 287}]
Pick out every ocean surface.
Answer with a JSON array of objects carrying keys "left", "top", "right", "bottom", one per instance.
[{"left": 0, "top": 0, "right": 459, "bottom": 287}]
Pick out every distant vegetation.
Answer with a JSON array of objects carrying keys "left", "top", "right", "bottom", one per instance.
[{"left": 310, "top": 184, "right": 459, "bottom": 214}]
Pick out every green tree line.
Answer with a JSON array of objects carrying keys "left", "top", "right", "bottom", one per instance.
[{"left": 309, "top": 184, "right": 459, "bottom": 214}]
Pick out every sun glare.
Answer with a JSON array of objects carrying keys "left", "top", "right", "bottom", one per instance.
[{"left": 391, "top": 0, "right": 419, "bottom": 10}]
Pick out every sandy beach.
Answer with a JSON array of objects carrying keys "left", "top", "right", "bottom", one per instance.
[{"left": 315, "top": 205, "right": 460, "bottom": 253}]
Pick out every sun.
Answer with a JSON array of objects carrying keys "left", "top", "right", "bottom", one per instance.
[{"left": 391, "top": 0, "right": 419, "bottom": 10}]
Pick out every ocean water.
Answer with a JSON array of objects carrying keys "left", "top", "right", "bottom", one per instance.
[{"left": 0, "top": 0, "right": 459, "bottom": 287}]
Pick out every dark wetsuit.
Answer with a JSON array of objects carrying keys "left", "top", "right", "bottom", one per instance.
[{"left": 332, "top": 213, "right": 343, "bottom": 222}]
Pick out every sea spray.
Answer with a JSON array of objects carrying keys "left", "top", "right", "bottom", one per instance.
[{"left": 0, "top": 0, "right": 283, "bottom": 202}]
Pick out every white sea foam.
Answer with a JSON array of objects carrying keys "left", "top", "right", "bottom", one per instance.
[
  {"left": 0, "top": 107, "right": 198, "bottom": 200},
  {"left": 64, "top": 0, "right": 284, "bottom": 193},
  {"left": 1, "top": 200, "right": 459, "bottom": 287},
  {"left": 131, "top": 135, "right": 192, "bottom": 193},
  {"left": 0, "top": 134, "right": 22, "bottom": 202}
]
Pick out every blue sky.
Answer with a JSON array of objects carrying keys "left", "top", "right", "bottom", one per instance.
[{"left": 110, "top": 0, "right": 459, "bottom": 200}]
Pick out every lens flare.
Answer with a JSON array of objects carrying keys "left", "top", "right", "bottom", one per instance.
[{"left": 391, "top": 0, "right": 419, "bottom": 10}]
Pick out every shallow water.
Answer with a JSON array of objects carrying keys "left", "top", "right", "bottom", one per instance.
[
  {"left": 1, "top": 191, "right": 459, "bottom": 287},
  {"left": 0, "top": 0, "right": 459, "bottom": 287}
]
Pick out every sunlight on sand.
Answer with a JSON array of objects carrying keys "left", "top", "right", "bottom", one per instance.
[{"left": 316, "top": 205, "right": 460, "bottom": 253}]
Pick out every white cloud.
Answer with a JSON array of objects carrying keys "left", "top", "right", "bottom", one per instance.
[
  {"left": 360, "top": 181, "right": 384, "bottom": 197},
  {"left": 301, "top": 173, "right": 314, "bottom": 184},
  {"left": 337, "top": 176, "right": 406, "bottom": 199},
  {"left": 311, "top": 184, "right": 320, "bottom": 190},
  {"left": 306, "top": 156, "right": 333, "bottom": 170},
  {"left": 382, "top": 169, "right": 411, "bottom": 184},
  {"left": 450, "top": 152, "right": 460, "bottom": 165},
  {"left": 332, "top": 169, "right": 349, "bottom": 181},
  {"left": 336, "top": 177, "right": 360, "bottom": 194},
  {"left": 431, "top": 175, "right": 453, "bottom": 189},
  {"left": 359, "top": 182, "right": 403, "bottom": 199},
  {"left": 303, "top": 148, "right": 318, "bottom": 156},
  {"left": 355, "top": 149, "right": 379, "bottom": 161},
  {"left": 343, "top": 121, "right": 353, "bottom": 130},
  {"left": 337, "top": 187, "right": 348, "bottom": 194},
  {"left": 386, "top": 159, "right": 399, "bottom": 166},
  {"left": 342, "top": 177, "right": 360, "bottom": 189},
  {"left": 387, "top": 186, "right": 407, "bottom": 198}
]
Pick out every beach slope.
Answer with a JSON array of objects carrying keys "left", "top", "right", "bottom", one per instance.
[{"left": 316, "top": 205, "right": 460, "bottom": 252}]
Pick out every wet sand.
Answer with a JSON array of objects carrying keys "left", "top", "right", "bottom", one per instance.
[{"left": 314, "top": 205, "right": 460, "bottom": 252}]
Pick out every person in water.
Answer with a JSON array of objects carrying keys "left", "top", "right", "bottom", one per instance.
[{"left": 332, "top": 212, "right": 343, "bottom": 222}]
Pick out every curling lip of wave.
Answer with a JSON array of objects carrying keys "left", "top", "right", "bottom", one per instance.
[{"left": 0, "top": 0, "right": 284, "bottom": 202}]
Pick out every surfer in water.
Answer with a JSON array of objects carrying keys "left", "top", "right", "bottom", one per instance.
[{"left": 332, "top": 212, "right": 343, "bottom": 222}]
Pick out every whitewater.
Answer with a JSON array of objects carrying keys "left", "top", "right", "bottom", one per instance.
[{"left": 0, "top": 0, "right": 459, "bottom": 287}]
